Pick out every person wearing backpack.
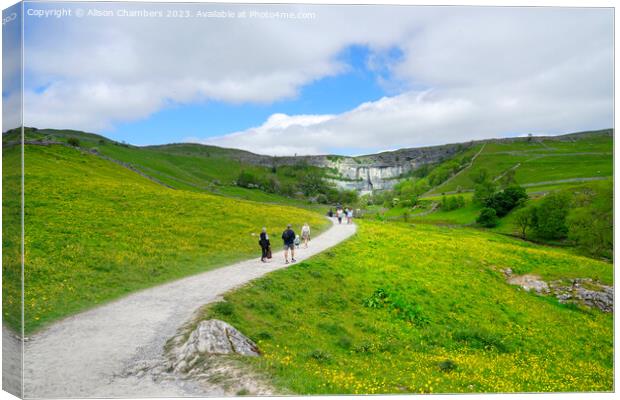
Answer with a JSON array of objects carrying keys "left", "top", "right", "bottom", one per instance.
[
  {"left": 281, "top": 224, "right": 296, "bottom": 264},
  {"left": 259, "top": 227, "right": 271, "bottom": 263}
]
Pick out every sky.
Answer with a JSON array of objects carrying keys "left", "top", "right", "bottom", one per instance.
[{"left": 4, "top": 2, "right": 614, "bottom": 155}]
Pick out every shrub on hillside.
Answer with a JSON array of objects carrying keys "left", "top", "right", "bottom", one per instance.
[
  {"left": 477, "top": 207, "right": 499, "bottom": 228},
  {"left": 441, "top": 195, "right": 465, "bottom": 211},
  {"left": 236, "top": 170, "right": 260, "bottom": 188},
  {"left": 568, "top": 208, "right": 612, "bottom": 258},
  {"left": 279, "top": 183, "right": 296, "bottom": 197},
  {"left": 567, "top": 185, "right": 612, "bottom": 258},
  {"left": 531, "top": 192, "right": 571, "bottom": 240},
  {"left": 262, "top": 176, "right": 281, "bottom": 193},
  {"left": 485, "top": 186, "right": 527, "bottom": 217},
  {"left": 472, "top": 170, "right": 497, "bottom": 205},
  {"left": 473, "top": 181, "right": 497, "bottom": 205},
  {"left": 67, "top": 137, "right": 80, "bottom": 147},
  {"left": 298, "top": 170, "right": 330, "bottom": 196},
  {"left": 400, "top": 199, "right": 415, "bottom": 208}
]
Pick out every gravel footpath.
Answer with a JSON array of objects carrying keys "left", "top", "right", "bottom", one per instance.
[{"left": 21, "top": 218, "right": 356, "bottom": 398}]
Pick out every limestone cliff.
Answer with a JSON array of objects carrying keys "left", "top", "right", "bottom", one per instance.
[{"left": 229, "top": 142, "right": 472, "bottom": 194}]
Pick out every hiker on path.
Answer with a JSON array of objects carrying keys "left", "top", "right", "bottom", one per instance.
[
  {"left": 282, "top": 224, "right": 296, "bottom": 263},
  {"left": 259, "top": 227, "right": 271, "bottom": 263},
  {"left": 336, "top": 208, "right": 343, "bottom": 224},
  {"left": 346, "top": 208, "right": 353, "bottom": 224},
  {"left": 327, "top": 209, "right": 334, "bottom": 218},
  {"left": 301, "top": 223, "right": 311, "bottom": 248}
]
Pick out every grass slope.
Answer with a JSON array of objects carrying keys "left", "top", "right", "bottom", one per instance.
[
  {"left": 12, "top": 128, "right": 325, "bottom": 209},
  {"left": 427, "top": 130, "right": 612, "bottom": 195},
  {"left": 3, "top": 144, "right": 328, "bottom": 333},
  {"left": 202, "top": 221, "right": 612, "bottom": 394}
]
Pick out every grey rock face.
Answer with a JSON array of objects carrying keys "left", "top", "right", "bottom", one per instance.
[
  {"left": 172, "top": 320, "right": 259, "bottom": 372},
  {"left": 221, "top": 131, "right": 611, "bottom": 194},
  {"left": 508, "top": 275, "right": 613, "bottom": 313},
  {"left": 550, "top": 279, "right": 613, "bottom": 313},
  {"left": 228, "top": 142, "right": 472, "bottom": 193}
]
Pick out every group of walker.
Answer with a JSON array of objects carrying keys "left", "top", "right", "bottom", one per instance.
[
  {"left": 327, "top": 206, "right": 354, "bottom": 224},
  {"left": 258, "top": 223, "right": 311, "bottom": 264}
]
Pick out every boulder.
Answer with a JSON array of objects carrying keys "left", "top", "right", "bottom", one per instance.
[{"left": 173, "top": 320, "right": 259, "bottom": 371}]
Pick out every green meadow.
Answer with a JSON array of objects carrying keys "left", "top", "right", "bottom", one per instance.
[
  {"left": 1, "top": 127, "right": 613, "bottom": 395},
  {"left": 3, "top": 144, "right": 328, "bottom": 333},
  {"left": 203, "top": 221, "right": 613, "bottom": 394}
]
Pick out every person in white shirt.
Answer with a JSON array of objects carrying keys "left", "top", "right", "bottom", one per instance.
[{"left": 301, "top": 223, "right": 311, "bottom": 248}]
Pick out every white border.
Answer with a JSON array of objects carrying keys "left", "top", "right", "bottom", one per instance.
[{"left": 0, "top": 1, "right": 616, "bottom": 400}]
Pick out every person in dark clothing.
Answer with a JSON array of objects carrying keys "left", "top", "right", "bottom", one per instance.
[
  {"left": 259, "top": 227, "right": 271, "bottom": 262},
  {"left": 281, "top": 224, "right": 296, "bottom": 264},
  {"left": 327, "top": 209, "right": 334, "bottom": 218}
]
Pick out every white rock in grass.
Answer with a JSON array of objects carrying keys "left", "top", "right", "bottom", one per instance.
[{"left": 176, "top": 320, "right": 260, "bottom": 367}]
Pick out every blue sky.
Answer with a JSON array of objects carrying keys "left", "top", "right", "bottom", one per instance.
[
  {"left": 101, "top": 45, "right": 397, "bottom": 146},
  {"left": 13, "top": 3, "right": 614, "bottom": 155}
]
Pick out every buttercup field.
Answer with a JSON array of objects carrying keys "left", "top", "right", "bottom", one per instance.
[{"left": 2, "top": 1, "right": 614, "bottom": 398}]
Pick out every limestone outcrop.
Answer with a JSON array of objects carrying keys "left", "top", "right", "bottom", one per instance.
[{"left": 170, "top": 320, "right": 260, "bottom": 373}]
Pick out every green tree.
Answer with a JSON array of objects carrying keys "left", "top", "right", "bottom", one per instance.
[
  {"left": 476, "top": 207, "right": 499, "bottom": 228},
  {"left": 441, "top": 195, "right": 465, "bottom": 211},
  {"left": 567, "top": 185, "right": 612, "bottom": 258},
  {"left": 485, "top": 186, "right": 527, "bottom": 217},
  {"left": 473, "top": 180, "right": 497, "bottom": 205},
  {"left": 236, "top": 171, "right": 259, "bottom": 188},
  {"left": 513, "top": 206, "right": 535, "bottom": 239},
  {"left": 472, "top": 168, "right": 497, "bottom": 205},
  {"left": 532, "top": 192, "right": 571, "bottom": 240},
  {"left": 298, "top": 170, "right": 329, "bottom": 196}
]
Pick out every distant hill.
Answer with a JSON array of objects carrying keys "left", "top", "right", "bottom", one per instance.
[
  {"left": 3, "top": 127, "right": 612, "bottom": 196},
  {"left": 425, "top": 128, "right": 613, "bottom": 195}
]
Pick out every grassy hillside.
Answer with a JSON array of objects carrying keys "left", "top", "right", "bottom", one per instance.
[
  {"left": 201, "top": 221, "right": 612, "bottom": 394},
  {"left": 9, "top": 128, "right": 330, "bottom": 208},
  {"left": 427, "top": 130, "right": 612, "bottom": 195},
  {"left": 3, "top": 144, "right": 328, "bottom": 333},
  {"left": 2, "top": 143, "right": 22, "bottom": 334}
]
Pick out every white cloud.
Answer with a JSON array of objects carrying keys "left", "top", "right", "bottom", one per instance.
[
  {"left": 22, "top": 3, "right": 418, "bottom": 131},
  {"left": 201, "top": 83, "right": 612, "bottom": 155},
  {"left": 194, "top": 7, "right": 614, "bottom": 155},
  {"left": 21, "top": 4, "right": 613, "bottom": 154},
  {"left": 189, "top": 113, "right": 335, "bottom": 155}
]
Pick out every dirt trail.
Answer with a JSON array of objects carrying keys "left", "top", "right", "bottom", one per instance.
[{"left": 18, "top": 218, "right": 356, "bottom": 398}]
